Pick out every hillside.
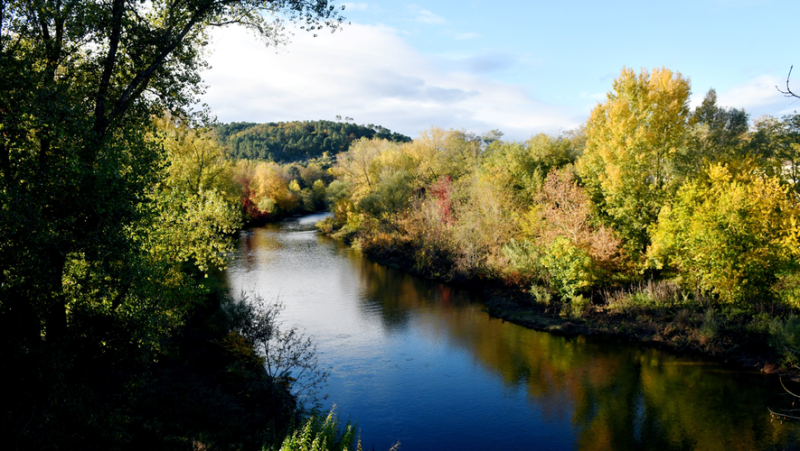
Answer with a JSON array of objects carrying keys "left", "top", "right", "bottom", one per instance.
[{"left": 217, "top": 120, "right": 412, "bottom": 162}]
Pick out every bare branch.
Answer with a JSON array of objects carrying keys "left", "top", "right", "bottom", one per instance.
[
  {"left": 777, "top": 65, "right": 800, "bottom": 99},
  {"left": 769, "top": 407, "right": 800, "bottom": 421}
]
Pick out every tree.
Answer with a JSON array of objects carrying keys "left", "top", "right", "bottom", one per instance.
[
  {"left": 482, "top": 133, "right": 577, "bottom": 203},
  {"left": 648, "top": 164, "right": 800, "bottom": 304},
  {"left": 689, "top": 89, "right": 748, "bottom": 157},
  {"left": 227, "top": 294, "right": 330, "bottom": 406},
  {"left": 577, "top": 67, "right": 691, "bottom": 256},
  {"left": 0, "top": 0, "right": 344, "bottom": 446},
  {"left": 159, "top": 115, "right": 239, "bottom": 203},
  {"left": 1, "top": 0, "right": 343, "bottom": 342},
  {"left": 748, "top": 113, "right": 800, "bottom": 193}
]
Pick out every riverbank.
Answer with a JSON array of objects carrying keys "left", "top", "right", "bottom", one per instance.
[{"left": 352, "top": 238, "right": 798, "bottom": 379}]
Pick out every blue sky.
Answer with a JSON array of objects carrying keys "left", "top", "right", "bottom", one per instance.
[{"left": 201, "top": 0, "right": 800, "bottom": 141}]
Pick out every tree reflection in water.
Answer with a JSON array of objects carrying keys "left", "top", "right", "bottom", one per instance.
[
  {"left": 228, "top": 217, "right": 800, "bottom": 451},
  {"left": 353, "top": 257, "right": 800, "bottom": 451}
]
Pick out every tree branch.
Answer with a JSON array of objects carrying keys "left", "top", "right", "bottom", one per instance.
[
  {"left": 777, "top": 66, "right": 800, "bottom": 100},
  {"left": 93, "top": 0, "right": 126, "bottom": 140},
  {"left": 107, "top": 8, "right": 208, "bottom": 129}
]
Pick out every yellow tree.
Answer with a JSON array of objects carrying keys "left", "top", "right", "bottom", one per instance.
[
  {"left": 250, "top": 162, "right": 298, "bottom": 214},
  {"left": 577, "top": 67, "right": 691, "bottom": 256},
  {"left": 648, "top": 164, "right": 800, "bottom": 304},
  {"left": 157, "top": 116, "right": 240, "bottom": 206}
]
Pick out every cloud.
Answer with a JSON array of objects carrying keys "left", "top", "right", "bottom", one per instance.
[
  {"left": 709, "top": 74, "right": 800, "bottom": 118},
  {"left": 461, "top": 53, "right": 516, "bottom": 74},
  {"left": 341, "top": 2, "right": 368, "bottom": 11},
  {"left": 201, "top": 24, "right": 581, "bottom": 141},
  {"left": 415, "top": 9, "right": 446, "bottom": 24}
]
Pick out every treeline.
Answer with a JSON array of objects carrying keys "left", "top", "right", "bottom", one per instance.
[
  {"left": 217, "top": 120, "right": 412, "bottom": 162},
  {"left": 319, "top": 67, "right": 800, "bottom": 365}
]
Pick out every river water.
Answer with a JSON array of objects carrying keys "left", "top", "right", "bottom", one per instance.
[{"left": 226, "top": 212, "right": 800, "bottom": 451}]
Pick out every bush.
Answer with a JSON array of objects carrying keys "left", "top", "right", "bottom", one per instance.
[
  {"left": 529, "top": 284, "right": 552, "bottom": 307},
  {"left": 699, "top": 308, "right": 721, "bottom": 343},
  {"left": 567, "top": 294, "right": 590, "bottom": 319},
  {"left": 770, "top": 315, "right": 800, "bottom": 367},
  {"left": 542, "top": 236, "right": 595, "bottom": 299},
  {"left": 503, "top": 239, "right": 548, "bottom": 283}
]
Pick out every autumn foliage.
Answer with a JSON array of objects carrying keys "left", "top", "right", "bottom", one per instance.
[{"left": 320, "top": 67, "right": 800, "bottom": 325}]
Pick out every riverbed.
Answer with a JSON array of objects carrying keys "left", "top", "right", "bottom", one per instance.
[{"left": 226, "top": 212, "right": 800, "bottom": 451}]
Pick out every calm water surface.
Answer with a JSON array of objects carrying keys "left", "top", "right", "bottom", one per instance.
[{"left": 226, "top": 213, "right": 800, "bottom": 451}]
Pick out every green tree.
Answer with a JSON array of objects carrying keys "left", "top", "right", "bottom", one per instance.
[
  {"left": 577, "top": 67, "right": 691, "bottom": 256},
  {"left": 648, "top": 164, "right": 800, "bottom": 304},
  {"left": 0, "top": 0, "right": 343, "bottom": 446}
]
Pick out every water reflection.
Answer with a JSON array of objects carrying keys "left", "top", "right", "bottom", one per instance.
[{"left": 227, "top": 214, "right": 800, "bottom": 451}]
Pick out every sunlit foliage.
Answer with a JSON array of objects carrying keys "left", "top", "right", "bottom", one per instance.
[
  {"left": 649, "top": 164, "right": 800, "bottom": 304},
  {"left": 578, "top": 67, "right": 691, "bottom": 255}
]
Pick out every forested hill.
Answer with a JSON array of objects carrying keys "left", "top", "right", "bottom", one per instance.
[{"left": 217, "top": 120, "right": 412, "bottom": 162}]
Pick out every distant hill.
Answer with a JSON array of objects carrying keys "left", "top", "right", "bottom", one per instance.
[{"left": 216, "top": 120, "right": 412, "bottom": 162}]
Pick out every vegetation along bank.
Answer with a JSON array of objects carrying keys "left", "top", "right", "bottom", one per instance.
[{"left": 316, "top": 67, "right": 800, "bottom": 375}]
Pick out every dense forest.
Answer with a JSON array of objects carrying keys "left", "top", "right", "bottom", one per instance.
[
  {"left": 318, "top": 67, "right": 800, "bottom": 368},
  {"left": 217, "top": 120, "right": 412, "bottom": 162}
]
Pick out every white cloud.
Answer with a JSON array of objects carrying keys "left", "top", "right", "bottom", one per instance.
[
  {"left": 342, "top": 2, "right": 368, "bottom": 11},
  {"left": 708, "top": 74, "right": 800, "bottom": 118},
  {"left": 201, "top": 24, "right": 580, "bottom": 141},
  {"left": 416, "top": 9, "right": 446, "bottom": 25},
  {"left": 717, "top": 75, "right": 785, "bottom": 110}
]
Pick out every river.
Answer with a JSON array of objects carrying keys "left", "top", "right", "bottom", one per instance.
[{"left": 225, "top": 212, "right": 800, "bottom": 451}]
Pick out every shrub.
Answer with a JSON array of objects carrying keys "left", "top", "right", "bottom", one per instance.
[
  {"left": 699, "top": 308, "right": 721, "bottom": 343},
  {"left": 568, "top": 294, "right": 590, "bottom": 319},
  {"left": 529, "top": 284, "right": 552, "bottom": 306},
  {"left": 542, "top": 236, "right": 595, "bottom": 299},
  {"left": 503, "top": 239, "right": 548, "bottom": 283},
  {"left": 770, "top": 315, "right": 800, "bottom": 367}
]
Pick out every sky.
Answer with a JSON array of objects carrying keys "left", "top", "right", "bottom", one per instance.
[{"left": 201, "top": 0, "right": 800, "bottom": 141}]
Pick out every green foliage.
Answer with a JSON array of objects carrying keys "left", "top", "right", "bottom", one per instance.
[
  {"left": 159, "top": 116, "right": 240, "bottom": 203},
  {"left": 774, "top": 269, "right": 800, "bottom": 309},
  {"left": 748, "top": 113, "right": 800, "bottom": 193},
  {"left": 503, "top": 239, "right": 548, "bottom": 282},
  {"left": 356, "top": 170, "right": 414, "bottom": 222},
  {"left": 770, "top": 315, "right": 800, "bottom": 367},
  {"left": 483, "top": 133, "right": 578, "bottom": 201},
  {"left": 269, "top": 410, "right": 362, "bottom": 451},
  {"left": 218, "top": 120, "right": 411, "bottom": 162},
  {"left": 0, "top": 0, "right": 344, "bottom": 446},
  {"left": 529, "top": 284, "right": 553, "bottom": 306},
  {"left": 542, "top": 236, "right": 595, "bottom": 299},
  {"left": 699, "top": 308, "right": 721, "bottom": 342},
  {"left": 649, "top": 164, "right": 800, "bottom": 304},
  {"left": 578, "top": 67, "right": 691, "bottom": 255}
]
